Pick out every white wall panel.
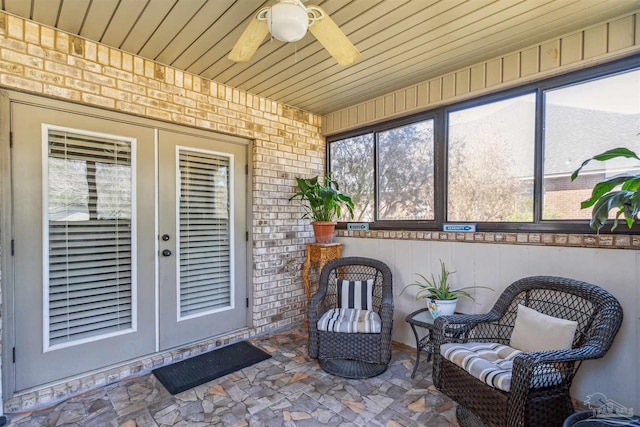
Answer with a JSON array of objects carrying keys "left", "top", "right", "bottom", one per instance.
[
  {"left": 391, "top": 239, "right": 415, "bottom": 345},
  {"left": 521, "top": 47, "right": 539, "bottom": 77},
  {"left": 470, "top": 64, "right": 485, "bottom": 92},
  {"left": 502, "top": 52, "right": 520, "bottom": 82},
  {"left": 540, "top": 40, "right": 560, "bottom": 71},
  {"left": 609, "top": 15, "right": 635, "bottom": 51},
  {"left": 584, "top": 24, "right": 609, "bottom": 59},
  {"left": 337, "top": 236, "right": 639, "bottom": 412}
]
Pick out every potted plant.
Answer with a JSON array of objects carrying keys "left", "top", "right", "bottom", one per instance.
[
  {"left": 289, "top": 174, "right": 354, "bottom": 243},
  {"left": 400, "top": 260, "right": 491, "bottom": 318},
  {"left": 571, "top": 147, "right": 640, "bottom": 232}
]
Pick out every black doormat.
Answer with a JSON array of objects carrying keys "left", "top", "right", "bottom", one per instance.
[{"left": 153, "top": 341, "right": 272, "bottom": 395}]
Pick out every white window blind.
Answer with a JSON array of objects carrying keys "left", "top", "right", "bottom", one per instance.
[
  {"left": 179, "top": 150, "right": 232, "bottom": 317},
  {"left": 47, "top": 128, "right": 134, "bottom": 347}
]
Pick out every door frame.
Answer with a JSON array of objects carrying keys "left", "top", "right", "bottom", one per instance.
[{"left": 0, "top": 90, "right": 253, "bottom": 398}]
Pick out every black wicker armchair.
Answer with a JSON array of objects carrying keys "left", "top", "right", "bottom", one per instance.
[
  {"left": 432, "top": 276, "right": 623, "bottom": 427},
  {"left": 307, "top": 257, "right": 393, "bottom": 378}
]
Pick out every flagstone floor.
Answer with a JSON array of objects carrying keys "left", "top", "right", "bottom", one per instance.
[{"left": 6, "top": 327, "right": 459, "bottom": 427}]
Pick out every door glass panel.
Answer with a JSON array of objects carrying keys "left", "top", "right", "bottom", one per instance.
[
  {"left": 46, "top": 127, "right": 135, "bottom": 349},
  {"left": 178, "top": 149, "right": 232, "bottom": 318}
]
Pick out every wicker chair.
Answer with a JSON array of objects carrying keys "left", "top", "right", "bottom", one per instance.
[
  {"left": 432, "top": 276, "right": 623, "bottom": 427},
  {"left": 307, "top": 256, "right": 393, "bottom": 378}
]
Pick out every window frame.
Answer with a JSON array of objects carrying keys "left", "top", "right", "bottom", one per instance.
[{"left": 327, "top": 53, "right": 640, "bottom": 234}]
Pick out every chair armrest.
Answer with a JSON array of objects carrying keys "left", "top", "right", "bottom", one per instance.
[
  {"left": 380, "top": 302, "right": 393, "bottom": 329},
  {"left": 433, "top": 312, "right": 503, "bottom": 346},
  {"left": 380, "top": 302, "right": 394, "bottom": 363},
  {"left": 509, "top": 346, "right": 603, "bottom": 399}
]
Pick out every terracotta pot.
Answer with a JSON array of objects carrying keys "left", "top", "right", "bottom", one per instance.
[{"left": 311, "top": 221, "right": 337, "bottom": 243}]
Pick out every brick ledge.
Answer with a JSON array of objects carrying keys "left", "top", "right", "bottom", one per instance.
[{"left": 336, "top": 230, "right": 639, "bottom": 250}]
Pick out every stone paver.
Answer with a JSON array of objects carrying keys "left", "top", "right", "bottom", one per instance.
[{"left": 7, "top": 327, "right": 458, "bottom": 427}]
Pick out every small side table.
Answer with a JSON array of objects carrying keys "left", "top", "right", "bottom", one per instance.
[
  {"left": 302, "top": 242, "right": 343, "bottom": 299},
  {"left": 405, "top": 307, "right": 438, "bottom": 379}
]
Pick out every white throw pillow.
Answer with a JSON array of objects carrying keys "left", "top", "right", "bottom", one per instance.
[{"left": 509, "top": 304, "right": 578, "bottom": 352}]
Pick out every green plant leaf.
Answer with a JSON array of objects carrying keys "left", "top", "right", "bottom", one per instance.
[
  {"left": 580, "top": 175, "right": 636, "bottom": 208},
  {"left": 289, "top": 174, "right": 354, "bottom": 222},
  {"left": 621, "top": 177, "right": 640, "bottom": 192},
  {"left": 571, "top": 147, "right": 640, "bottom": 181},
  {"left": 400, "top": 260, "right": 492, "bottom": 301},
  {"left": 589, "top": 191, "right": 633, "bottom": 231}
]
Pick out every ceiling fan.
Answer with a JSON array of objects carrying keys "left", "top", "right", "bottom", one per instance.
[{"left": 228, "top": 0, "right": 360, "bottom": 66}]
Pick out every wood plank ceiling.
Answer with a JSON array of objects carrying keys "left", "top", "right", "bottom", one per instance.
[{"left": 2, "top": 0, "right": 639, "bottom": 116}]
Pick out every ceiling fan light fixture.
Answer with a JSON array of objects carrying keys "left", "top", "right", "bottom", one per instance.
[
  {"left": 229, "top": 1, "right": 359, "bottom": 66},
  {"left": 265, "top": 2, "right": 309, "bottom": 42}
]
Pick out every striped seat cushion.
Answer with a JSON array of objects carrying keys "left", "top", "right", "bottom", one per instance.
[
  {"left": 441, "top": 342, "right": 562, "bottom": 392},
  {"left": 317, "top": 308, "right": 381, "bottom": 333}
]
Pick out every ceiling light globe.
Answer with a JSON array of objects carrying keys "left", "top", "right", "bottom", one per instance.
[{"left": 267, "top": 2, "right": 309, "bottom": 42}]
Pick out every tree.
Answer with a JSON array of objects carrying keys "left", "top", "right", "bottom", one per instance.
[{"left": 329, "top": 116, "right": 532, "bottom": 223}]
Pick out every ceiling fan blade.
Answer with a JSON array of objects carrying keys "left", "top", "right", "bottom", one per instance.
[
  {"left": 228, "top": 17, "right": 269, "bottom": 62},
  {"left": 308, "top": 6, "right": 360, "bottom": 66}
]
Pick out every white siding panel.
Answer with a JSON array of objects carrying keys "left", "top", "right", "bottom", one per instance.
[
  {"left": 470, "top": 64, "right": 485, "bottom": 92},
  {"left": 486, "top": 58, "right": 502, "bottom": 87},
  {"left": 520, "top": 47, "right": 539, "bottom": 77},
  {"left": 429, "top": 78, "right": 442, "bottom": 104},
  {"left": 384, "top": 94, "right": 395, "bottom": 117},
  {"left": 573, "top": 248, "right": 637, "bottom": 415},
  {"left": 365, "top": 101, "right": 375, "bottom": 122},
  {"left": 348, "top": 106, "right": 358, "bottom": 128},
  {"left": 417, "top": 82, "right": 429, "bottom": 107},
  {"left": 455, "top": 69, "right": 470, "bottom": 96},
  {"left": 405, "top": 86, "right": 417, "bottom": 110},
  {"left": 561, "top": 32, "right": 583, "bottom": 65},
  {"left": 326, "top": 113, "right": 337, "bottom": 134},
  {"left": 340, "top": 110, "right": 349, "bottom": 130},
  {"left": 584, "top": 24, "right": 608, "bottom": 59},
  {"left": 442, "top": 74, "right": 455, "bottom": 100},
  {"left": 336, "top": 236, "right": 639, "bottom": 412},
  {"left": 502, "top": 52, "right": 520, "bottom": 82},
  {"left": 608, "top": 15, "right": 635, "bottom": 52},
  {"left": 375, "top": 97, "right": 385, "bottom": 120},
  {"left": 357, "top": 104, "right": 366, "bottom": 124},
  {"left": 391, "top": 239, "right": 414, "bottom": 346},
  {"left": 395, "top": 90, "right": 406, "bottom": 114},
  {"left": 540, "top": 40, "right": 560, "bottom": 71}
]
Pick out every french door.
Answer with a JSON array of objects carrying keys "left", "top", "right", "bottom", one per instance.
[
  {"left": 157, "top": 130, "right": 247, "bottom": 350},
  {"left": 10, "top": 102, "right": 247, "bottom": 391}
]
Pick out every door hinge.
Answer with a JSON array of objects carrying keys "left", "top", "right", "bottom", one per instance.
[
  {"left": 9, "top": 131, "right": 13, "bottom": 148},
  {"left": 245, "top": 164, "right": 249, "bottom": 175},
  {"left": 246, "top": 231, "right": 249, "bottom": 241},
  {"left": 246, "top": 298, "right": 249, "bottom": 308},
  {"left": 12, "top": 347, "right": 15, "bottom": 363},
  {"left": 11, "top": 239, "right": 14, "bottom": 256}
]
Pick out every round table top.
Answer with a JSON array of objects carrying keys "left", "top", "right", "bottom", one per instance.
[
  {"left": 405, "top": 307, "right": 464, "bottom": 328},
  {"left": 405, "top": 307, "right": 436, "bottom": 328}
]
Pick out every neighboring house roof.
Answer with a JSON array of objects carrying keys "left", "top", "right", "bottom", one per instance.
[
  {"left": 450, "top": 99, "right": 640, "bottom": 178},
  {"left": 544, "top": 104, "right": 640, "bottom": 176}
]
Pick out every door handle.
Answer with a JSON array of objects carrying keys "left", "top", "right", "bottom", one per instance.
[{"left": 162, "top": 249, "right": 172, "bottom": 257}]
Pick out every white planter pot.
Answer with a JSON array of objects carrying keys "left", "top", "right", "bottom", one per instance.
[{"left": 428, "top": 298, "right": 458, "bottom": 318}]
